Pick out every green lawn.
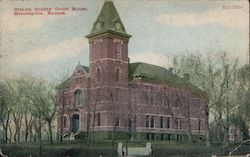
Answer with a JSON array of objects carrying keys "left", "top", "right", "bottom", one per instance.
[{"left": 1, "top": 140, "right": 250, "bottom": 157}]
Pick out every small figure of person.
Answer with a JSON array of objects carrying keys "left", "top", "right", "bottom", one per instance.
[
  {"left": 122, "top": 146, "right": 125, "bottom": 156},
  {"left": 151, "top": 146, "right": 154, "bottom": 157}
]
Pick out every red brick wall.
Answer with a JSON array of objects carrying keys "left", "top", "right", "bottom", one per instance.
[
  {"left": 56, "top": 33, "right": 208, "bottom": 137},
  {"left": 89, "top": 34, "right": 129, "bottom": 88}
]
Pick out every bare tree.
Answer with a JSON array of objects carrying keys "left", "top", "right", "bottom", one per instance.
[
  {"left": 21, "top": 77, "right": 57, "bottom": 146},
  {"left": 0, "top": 79, "right": 21, "bottom": 144},
  {"left": 0, "top": 81, "right": 10, "bottom": 145},
  {"left": 56, "top": 89, "right": 66, "bottom": 143},
  {"left": 128, "top": 87, "right": 139, "bottom": 142},
  {"left": 173, "top": 52, "right": 241, "bottom": 146},
  {"left": 232, "top": 65, "right": 250, "bottom": 141},
  {"left": 108, "top": 87, "right": 120, "bottom": 146}
]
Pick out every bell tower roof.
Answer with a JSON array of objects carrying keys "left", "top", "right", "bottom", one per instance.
[{"left": 86, "top": 1, "right": 131, "bottom": 38}]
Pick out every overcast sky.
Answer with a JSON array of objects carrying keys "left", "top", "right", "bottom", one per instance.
[{"left": 0, "top": 0, "right": 249, "bottom": 81}]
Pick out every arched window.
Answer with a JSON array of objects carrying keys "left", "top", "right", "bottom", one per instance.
[
  {"left": 74, "top": 90, "right": 84, "bottom": 106},
  {"left": 115, "top": 68, "right": 120, "bottom": 82},
  {"left": 96, "top": 68, "right": 101, "bottom": 82}
]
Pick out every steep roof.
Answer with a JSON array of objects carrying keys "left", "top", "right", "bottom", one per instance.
[
  {"left": 56, "top": 78, "right": 70, "bottom": 90},
  {"left": 86, "top": 1, "right": 131, "bottom": 38},
  {"left": 56, "top": 62, "right": 207, "bottom": 98},
  {"left": 81, "top": 65, "right": 89, "bottom": 73},
  {"left": 129, "top": 62, "right": 174, "bottom": 81},
  {"left": 56, "top": 65, "right": 89, "bottom": 90},
  {"left": 129, "top": 62, "right": 207, "bottom": 98}
]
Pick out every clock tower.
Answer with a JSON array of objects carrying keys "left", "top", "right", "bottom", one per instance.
[{"left": 86, "top": 1, "right": 131, "bottom": 88}]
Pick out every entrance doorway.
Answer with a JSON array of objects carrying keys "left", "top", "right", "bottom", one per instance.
[{"left": 72, "top": 114, "right": 79, "bottom": 133}]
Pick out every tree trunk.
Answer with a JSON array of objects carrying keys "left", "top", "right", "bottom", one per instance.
[
  {"left": 187, "top": 112, "right": 192, "bottom": 143},
  {"left": 25, "top": 128, "right": 28, "bottom": 142},
  {"left": 29, "top": 128, "right": 33, "bottom": 142},
  {"left": 222, "top": 126, "right": 229, "bottom": 155},
  {"left": 111, "top": 125, "right": 117, "bottom": 147},
  {"left": 48, "top": 120, "right": 53, "bottom": 145},
  {"left": 86, "top": 114, "right": 91, "bottom": 146},
  {"left": 24, "top": 114, "right": 32, "bottom": 142},
  {"left": 13, "top": 113, "right": 23, "bottom": 143},
  {"left": 3, "top": 110, "right": 10, "bottom": 144},
  {"left": 241, "top": 121, "right": 249, "bottom": 140},
  {"left": 206, "top": 129, "right": 211, "bottom": 146},
  {"left": 67, "top": 114, "right": 72, "bottom": 144},
  {"left": 91, "top": 115, "right": 95, "bottom": 145},
  {"left": 39, "top": 116, "right": 42, "bottom": 157},
  {"left": 60, "top": 115, "right": 63, "bottom": 143},
  {"left": 205, "top": 106, "right": 210, "bottom": 146},
  {"left": 3, "top": 125, "right": 8, "bottom": 144}
]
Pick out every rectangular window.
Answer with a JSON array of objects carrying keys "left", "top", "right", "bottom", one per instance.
[
  {"left": 160, "top": 134, "right": 164, "bottom": 140},
  {"left": 63, "top": 116, "right": 67, "bottom": 128},
  {"left": 160, "top": 116, "right": 164, "bottom": 128},
  {"left": 114, "top": 88, "right": 119, "bottom": 101},
  {"left": 115, "top": 51, "right": 121, "bottom": 60},
  {"left": 166, "top": 117, "right": 170, "bottom": 129},
  {"left": 97, "top": 43, "right": 102, "bottom": 59},
  {"left": 96, "top": 112, "right": 101, "bottom": 126},
  {"left": 155, "top": 93, "right": 161, "bottom": 105},
  {"left": 96, "top": 88, "right": 100, "bottom": 101},
  {"left": 177, "top": 134, "right": 182, "bottom": 141},
  {"left": 151, "top": 133, "right": 155, "bottom": 140},
  {"left": 115, "top": 43, "right": 122, "bottom": 59},
  {"left": 146, "top": 115, "right": 150, "bottom": 128},
  {"left": 149, "top": 90, "right": 154, "bottom": 105},
  {"left": 150, "top": 116, "right": 154, "bottom": 128},
  {"left": 146, "top": 133, "right": 150, "bottom": 140},
  {"left": 177, "top": 119, "right": 182, "bottom": 130},
  {"left": 115, "top": 68, "right": 120, "bottom": 82},
  {"left": 142, "top": 91, "right": 149, "bottom": 104},
  {"left": 198, "top": 120, "right": 201, "bottom": 131},
  {"left": 116, "top": 118, "right": 120, "bottom": 126},
  {"left": 166, "top": 134, "right": 171, "bottom": 140}
]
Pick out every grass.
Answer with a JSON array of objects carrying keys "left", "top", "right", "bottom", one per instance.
[{"left": 1, "top": 140, "right": 250, "bottom": 157}]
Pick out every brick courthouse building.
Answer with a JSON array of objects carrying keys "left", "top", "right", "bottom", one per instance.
[{"left": 56, "top": 1, "right": 208, "bottom": 141}]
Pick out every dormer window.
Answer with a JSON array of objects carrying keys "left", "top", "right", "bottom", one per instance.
[{"left": 95, "top": 22, "right": 103, "bottom": 30}]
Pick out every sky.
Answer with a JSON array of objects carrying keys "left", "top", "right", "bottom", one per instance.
[{"left": 0, "top": 0, "right": 249, "bottom": 81}]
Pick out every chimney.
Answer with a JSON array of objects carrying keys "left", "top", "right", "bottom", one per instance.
[{"left": 183, "top": 73, "right": 190, "bottom": 81}]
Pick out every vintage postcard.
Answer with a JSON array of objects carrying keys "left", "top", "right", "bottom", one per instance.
[{"left": 0, "top": 0, "right": 249, "bottom": 157}]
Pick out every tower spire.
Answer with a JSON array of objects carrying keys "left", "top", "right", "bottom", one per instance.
[{"left": 86, "top": 0, "right": 131, "bottom": 38}]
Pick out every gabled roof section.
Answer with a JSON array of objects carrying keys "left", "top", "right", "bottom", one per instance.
[
  {"left": 56, "top": 64, "right": 89, "bottom": 90},
  {"left": 86, "top": 1, "right": 131, "bottom": 38},
  {"left": 129, "top": 62, "right": 207, "bottom": 98},
  {"left": 81, "top": 65, "right": 89, "bottom": 73},
  {"left": 72, "top": 63, "right": 89, "bottom": 77}
]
